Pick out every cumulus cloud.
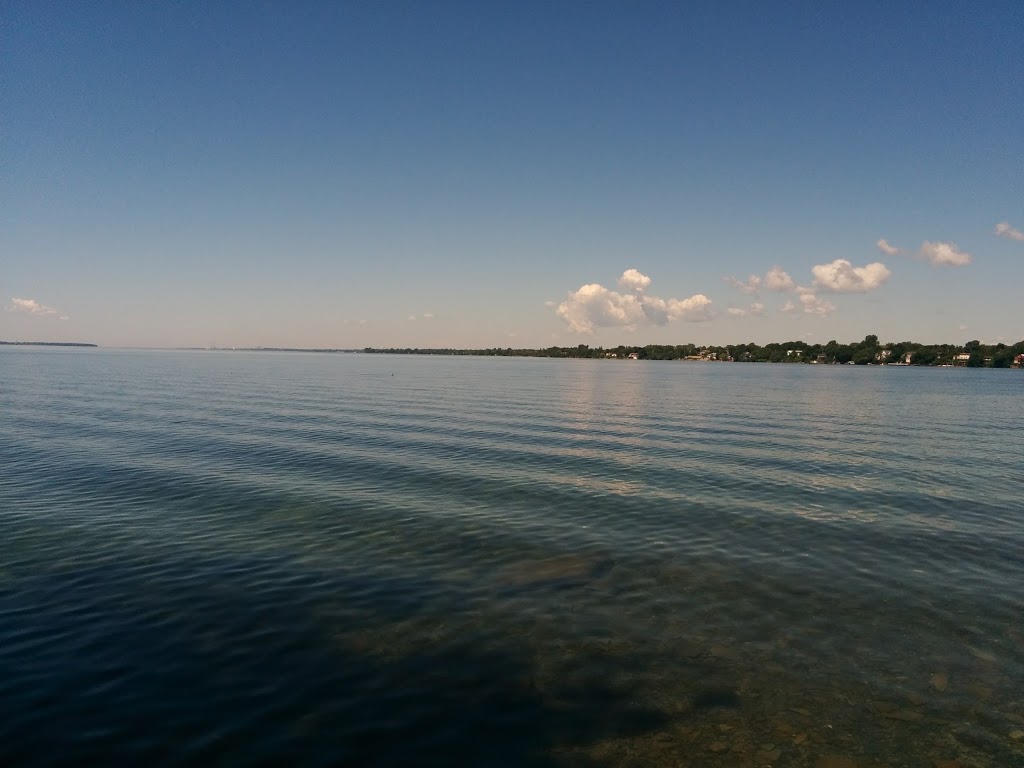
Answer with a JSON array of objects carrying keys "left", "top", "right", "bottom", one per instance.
[
  {"left": 618, "top": 268, "right": 652, "bottom": 292},
  {"left": 811, "top": 259, "right": 891, "bottom": 293},
  {"left": 780, "top": 292, "right": 834, "bottom": 317},
  {"left": 6, "top": 297, "right": 66, "bottom": 318},
  {"left": 723, "top": 274, "right": 762, "bottom": 294},
  {"left": 878, "top": 236, "right": 974, "bottom": 266},
  {"left": 995, "top": 222, "right": 1024, "bottom": 242},
  {"left": 422, "top": 312, "right": 435, "bottom": 319},
  {"left": 763, "top": 266, "right": 795, "bottom": 292},
  {"left": 555, "top": 269, "right": 713, "bottom": 333},
  {"left": 725, "top": 266, "right": 794, "bottom": 295},
  {"left": 798, "top": 292, "right": 836, "bottom": 317},
  {"left": 876, "top": 238, "right": 901, "bottom": 255},
  {"left": 918, "top": 241, "right": 971, "bottom": 267}
]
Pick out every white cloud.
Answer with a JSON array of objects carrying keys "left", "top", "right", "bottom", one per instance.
[
  {"left": 799, "top": 292, "right": 836, "bottom": 317},
  {"left": 6, "top": 297, "right": 65, "bottom": 318},
  {"left": 726, "top": 266, "right": 794, "bottom": 294},
  {"left": 763, "top": 266, "right": 795, "bottom": 292},
  {"left": 811, "top": 259, "right": 891, "bottom": 292},
  {"left": 727, "top": 302, "right": 765, "bottom": 318},
  {"left": 780, "top": 292, "right": 834, "bottom": 317},
  {"left": 875, "top": 237, "right": 973, "bottom": 265},
  {"left": 422, "top": 312, "right": 435, "bottom": 320},
  {"left": 543, "top": 300, "right": 558, "bottom": 308},
  {"left": 995, "top": 222, "right": 1024, "bottom": 242},
  {"left": 555, "top": 270, "right": 713, "bottom": 333},
  {"left": 407, "top": 315, "right": 417, "bottom": 321},
  {"left": 918, "top": 241, "right": 971, "bottom": 267},
  {"left": 618, "top": 268, "right": 652, "bottom": 292},
  {"left": 723, "top": 274, "right": 762, "bottom": 294},
  {"left": 876, "top": 238, "right": 901, "bottom": 255}
]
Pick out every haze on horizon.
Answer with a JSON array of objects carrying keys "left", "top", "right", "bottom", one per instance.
[{"left": 4, "top": 2, "right": 1023, "bottom": 349}]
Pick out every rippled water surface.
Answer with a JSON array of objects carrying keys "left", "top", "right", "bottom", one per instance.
[{"left": 2, "top": 348, "right": 1023, "bottom": 767}]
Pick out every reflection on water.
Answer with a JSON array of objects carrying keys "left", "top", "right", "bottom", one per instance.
[{"left": 1, "top": 348, "right": 1023, "bottom": 766}]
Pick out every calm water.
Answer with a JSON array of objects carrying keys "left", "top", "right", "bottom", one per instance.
[{"left": 2, "top": 348, "right": 1023, "bottom": 767}]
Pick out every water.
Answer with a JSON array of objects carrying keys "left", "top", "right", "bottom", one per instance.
[{"left": 2, "top": 348, "right": 1022, "bottom": 767}]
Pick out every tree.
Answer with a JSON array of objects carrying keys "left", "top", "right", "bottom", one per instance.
[
  {"left": 852, "top": 347, "right": 875, "bottom": 365},
  {"left": 912, "top": 348, "right": 938, "bottom": 366}
]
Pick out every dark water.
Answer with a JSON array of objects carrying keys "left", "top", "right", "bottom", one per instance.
[{"left": 2, "top": 348, "right": 1023, "bottom": 767}]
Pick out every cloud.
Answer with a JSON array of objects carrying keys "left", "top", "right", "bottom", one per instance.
[
  {"left": 798, "top": 292, "right": 836, "bottom": 317},
  {"left": 878, "top": 237, "right": 973, "bottom": 266},
  {"left": 407, "top": 315, "right": 417, "bottom": 321},
  {"left": 876, "top": 238, "right": 901, "bottom": 255},
  {"left": 6, "top": 297, "right": 66, "bottom": 318},
  {"left": 723, "top": 274, "right": 762, "bottom": 294},
  {"left": 422, "top": 312, "right": 435, "bottom": 319},
  {"left": 811, "top": 259, "right": 891, "bottom": 292},
  {"left": 918, "top": 241, "right": 971, "bottom": 267},
  {"left": 763, "top": 266, "right": 795, "bottom": 292},
  {"left": 618, "top": 268, "right": 652, "bottom": 292},
  {"left": 780, "top": 292, "right": 834, "bottom": 317},
  {"left": 555, "top": 269, "right": 713, "bottom": 333},
  {"left": 725, "top": 266, "right": 794, "bottom": 295},
  {"left": 727, "top": 302, "right": 765, "bottom": 318},
  {"left": 995, "top": 222, "right": 1024, "bottom": 242}
]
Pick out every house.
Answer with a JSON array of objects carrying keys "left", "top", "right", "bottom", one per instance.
[
  {"left": 953, "top": 352, "right": 971, "bottom": 365},
  {"left": 1013, "top": 354, "right": 1024, "bottom": 368},
  {"left": 627, "top": 352, "right": 639, "bottom": 360},
  {"left": 876, "top": 349, "right": 892, "bottom": 362}
]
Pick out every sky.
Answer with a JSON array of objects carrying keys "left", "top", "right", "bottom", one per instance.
[{"left": 3, "top": 1, "right": 1023, "bottom": 348}]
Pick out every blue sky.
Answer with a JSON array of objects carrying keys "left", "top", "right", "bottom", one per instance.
[{"left": 4, "top": 1, "right": 1023, "bottom": 348}]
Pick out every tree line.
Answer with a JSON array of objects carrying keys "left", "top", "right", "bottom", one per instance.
[{"left": 364, "top": 335, "right": 1024, "bottom": 367}]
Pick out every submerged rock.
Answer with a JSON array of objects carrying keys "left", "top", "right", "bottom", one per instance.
[
  {"left": 691, "top": 687, "right": 741, "bottom": 709},
  {"left": 496, "top": 553, "right": 614, "bottom": 590}
]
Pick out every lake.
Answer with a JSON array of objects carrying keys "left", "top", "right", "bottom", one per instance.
[{"left": 2, "top": 348, "right": 1022, "bottom": 767}]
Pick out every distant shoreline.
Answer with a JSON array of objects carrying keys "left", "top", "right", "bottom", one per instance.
[
  {"left": 0, "top": 341, "right": 98, "bottom": 348},
  {"left": 176, "top": 347, "right": 361, "bottom": 353},
  {"left": 363, "top": 339, "right": 1024, "bottom": 368}
]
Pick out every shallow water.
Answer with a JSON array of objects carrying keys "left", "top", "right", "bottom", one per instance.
[{"left": 2, "top": 348, "right": 1022, "bottom": 766}]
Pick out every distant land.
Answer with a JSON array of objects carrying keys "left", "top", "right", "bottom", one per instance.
[
  {"left": 0, "top": 341, "right": 98, "bottom": 348},
  {"left": 178, "top": 347, "right": 361, "bottom": 353},
  {"left": 365, "top": 335, "right": 1024, "bottom": 368}
]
